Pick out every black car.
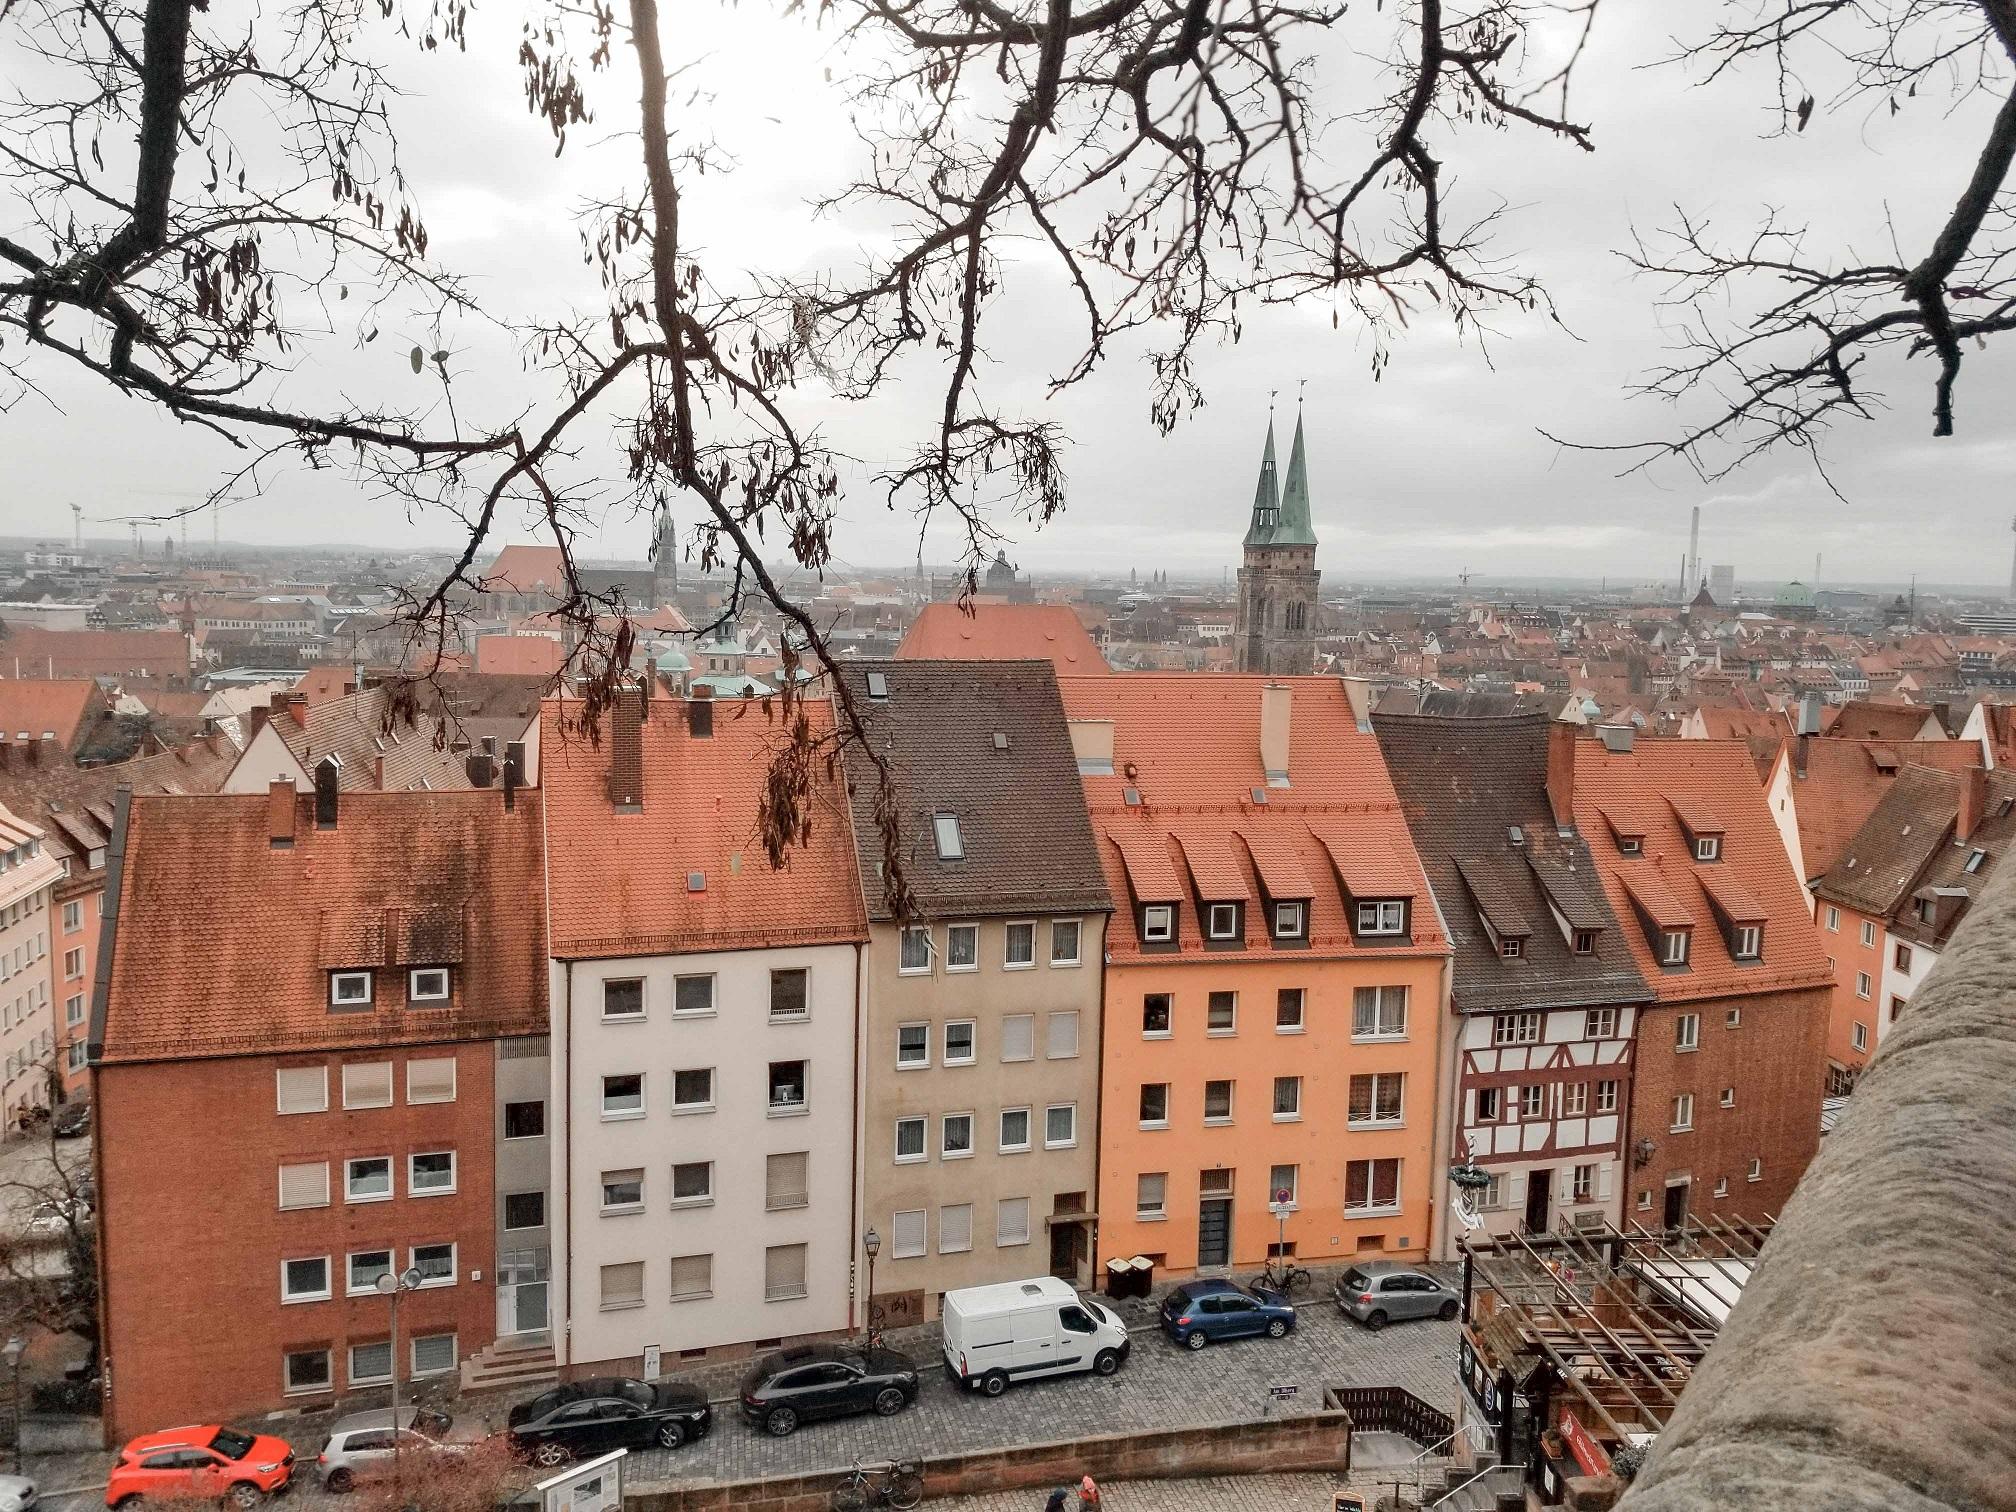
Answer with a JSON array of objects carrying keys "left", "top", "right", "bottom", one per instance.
[
  {"left": 739, "top": 1343, "right": 919, "bottom": 1437},
  {"left": 52, "top": 1102, "right": 89, "bottom": 1138},
  {"left": 506, "top": 1377, "right": 711, "bottom": 1465}
]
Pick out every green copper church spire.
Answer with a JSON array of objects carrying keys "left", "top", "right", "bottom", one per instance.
[
  {"left": 1273, "top": 405, "right": 1318, "bottom": 548},
  {"left": 1242, "top": 415, "right": 1281, "bottom": 548}
]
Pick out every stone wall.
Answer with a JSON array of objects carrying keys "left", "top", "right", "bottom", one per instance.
[{"left": 629, "top": 1411, "right": 1351, "bottom": 1512}]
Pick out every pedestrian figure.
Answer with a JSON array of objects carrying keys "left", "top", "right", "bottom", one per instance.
[
  {"left": 1078, "top": 1474, "right": 1102, "bottom": 1508},
  {"left": 1044, "top": 1488, "right": 1071, "bottom": 1512}
]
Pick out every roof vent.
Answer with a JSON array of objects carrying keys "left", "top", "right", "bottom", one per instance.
[
  {"left": 1596, "top": 724, "right": 1635, "bottom": 753},
  {"left": 1508, "top": 825, "right": 1525, "bottom": 847},
  {"left": 993, "top": 731, "right": 1010, "bottom": 751},
  {"left": 1250, "top": 788, "right": 1269, "bottom": 805},
  {"left": 1123, "top": 787, "right": 1142, "bottom": 807},
  {"left": 687, "top": 870, "right": 706, "bottom": 893},
  {"left": 866, "top": 671, "right": 889, "bottom": 700}
]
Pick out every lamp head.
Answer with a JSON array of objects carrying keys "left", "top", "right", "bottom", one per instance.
[{"left": 862, "top": 1227, "right": 880, "bottom": 1259}]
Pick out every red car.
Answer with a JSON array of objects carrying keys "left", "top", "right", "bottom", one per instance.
[{"left": 106, "top": 1425, "right": 295, "bottom": 1508}]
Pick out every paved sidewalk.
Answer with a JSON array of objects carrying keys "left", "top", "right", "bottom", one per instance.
[{"left": 924, "top": 1471, "right": 1413, "bottom": 1510}]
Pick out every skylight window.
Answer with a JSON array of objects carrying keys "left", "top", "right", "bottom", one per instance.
[
  {"left": 1965, "top": 849, "right": 1987, "bottom": 874},
  {"left": 933, "top": 813, "right": 964, "bottom": 860},
  {"left": 866, "top": 671, "right": 889, "bottom": 700}
]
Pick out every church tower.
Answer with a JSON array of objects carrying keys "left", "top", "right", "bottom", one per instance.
[
  {"left": 650, "top": 496, "right": 678, "bottom": 607},
  {"left": 1234, "top": 407, "right": 1320, "bottom": 675}
]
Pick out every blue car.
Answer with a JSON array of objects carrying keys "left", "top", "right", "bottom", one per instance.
[{"left": 1159, "top": 1277, "right": 1296, "bottom": 1350}]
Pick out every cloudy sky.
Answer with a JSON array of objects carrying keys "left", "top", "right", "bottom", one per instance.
[{"left": 4, "top": 2, "right": 2008, "bottom": 589}]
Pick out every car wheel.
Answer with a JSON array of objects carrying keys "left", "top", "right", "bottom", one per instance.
[
  {"left": 873, "top": 1386, "right": 906, "bottom": 1416},
  {"left": 324, "top": 1470, "right": 355, "bottom": 1495},
  {"left": 655, "top": 1420, "right": 686, "bottom": 1451},
  {"left": 1185, "top": 1330, "right": 1208, "bottom": 1351},
  {"left": 224, "top": 1483, "right": 265, "bottom": 1510},
  {"left": 980, "top": 1370, "right": 1009, "bottom": 1397},
  {"left": 530, "top": 1442, "right": 572, "bottom": 1469},
  {"left": 765, "top": 1407, "right": 799, "bottom": 1437},
  {"left": 1364, "top": 1310, "right": 1389, "bottom": 1331},
  {"left": 1438, "top": 1299, "right": 1459, "bottom": 1322},
  {"left": 1266, "top": 1318, "right": 1289, "bottom": 1339},
  {"left": 1093, "top": 1348, "right": 1121, "bottom": 1377}
]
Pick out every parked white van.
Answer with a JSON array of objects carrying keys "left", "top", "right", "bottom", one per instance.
[{"left": 940, "top": 1275, "right": 1132, "bottom": 1395}]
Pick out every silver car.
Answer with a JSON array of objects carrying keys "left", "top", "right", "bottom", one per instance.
[
  {"left": 316, "top": 1408, "right": 459, "bottom": 1492},
  {"left": 0, "top": 1473, "right": 37, "bottom": 1512},
  {"left": 1333, "top": 1261, "right": 1460, "bottom": 1329}
]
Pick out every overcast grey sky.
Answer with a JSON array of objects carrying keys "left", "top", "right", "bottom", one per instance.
[{"left": 4, "top": 3, "right": 2008, "bottom": 588}]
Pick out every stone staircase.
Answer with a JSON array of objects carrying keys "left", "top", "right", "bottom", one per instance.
[
  {"left": 460, "top": 1336, "right": 557, "bottom": 1395},
  {"left": 1415, "top": 1460, "right": 1523, "bottom": 1512}
]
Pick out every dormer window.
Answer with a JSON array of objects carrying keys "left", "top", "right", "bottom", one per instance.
[
  {"left": 407, "top": 968, "right": 450, "bottom": 1003},
  {"left": 1661, "top": 930, "right": 1691, "bottom": 966},
  {"left": 330, "top": 970, "right": 373, "bottom": 1009},
  {"left": 1694, "top": 835, "right": 1721, "bottom": 862},
  {"left": 1499, "top": 936, "right": 1524, "bottom": 959},
  {"left": 1272, "top": 901, "right": 1306, "bottom": 940},
  {"left": 1355, "top": 899, "right": 1407, "bottom": 937},
  {"left": 1206, "top": 902, "right": 1240, "bottom": 940},
  {"left": 1733, "top": 924, "right": 1762, "bottom": 960},
  {"left": 1142, "top": 904, "right": 1175, "bottom": 943},
  {"left": 1618, "top": 837, "right": 1642, "bottom": 855},
  {"left": 1572, "top": 929, "right": 1597, "bottom": 955},
  {"left": 932, "top": 814, "right": 964, "bottom": 860},
  {"left": 1916, "top": 897, "right": 1936, "bottom": 925}
]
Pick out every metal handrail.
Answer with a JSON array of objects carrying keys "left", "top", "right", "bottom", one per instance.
[{"left": 1426, "top": 1463, "right": 1500, "bottom": 1510}]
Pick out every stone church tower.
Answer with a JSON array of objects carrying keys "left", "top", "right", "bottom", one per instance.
[
  {"left": 1234, "top": 410, "right": 1320, "bottom": 675},
  {"left": 650, "top": 496, "right": 678, "bottom": 607}
]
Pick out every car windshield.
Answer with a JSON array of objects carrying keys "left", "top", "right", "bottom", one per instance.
[
  {"left": 616, "top": 1381, "right": 654, "bottom": 1408},
  {"left": 209, "top": 1429, "right": 256, "bottom": 1460}
]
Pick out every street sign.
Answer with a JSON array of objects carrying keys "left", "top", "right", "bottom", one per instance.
[
  {"left": 641, "top": 1344, "right": 661, "bottom": 1381},
  {"left": 1268, "top": 1384, "right": 1299, "bottom": 1400},
  {"left": 534, "top": 1448, "right": 626, "bottom": 1512}
]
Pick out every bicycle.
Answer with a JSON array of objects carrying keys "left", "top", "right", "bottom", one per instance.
[
  {"left": 830, "top": 1459, "right": 924, "bottom": 1511},
  {"left": 1252, "top": 1257, "right": 1313, "bottom": 1296}
]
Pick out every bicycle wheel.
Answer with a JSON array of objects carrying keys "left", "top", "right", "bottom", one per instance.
[
  {"left": 887, "top": 1469, "right": 924, "bottom": 1510},
  {"left": 1286, "top": 1266, "right": 1313, "bottom": 1296},
  {"left": 830, "top": 1478, "right": 868, "bottom": 1512}
]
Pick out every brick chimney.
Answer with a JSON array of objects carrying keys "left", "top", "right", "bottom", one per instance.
[
  {"left": 1260, "top": 683, "right": 1291, "bottom": 788},
  {"left": 607, "top": 694, "right": 643, "bottom": 811},
  {"left": 286, "top": 692, "right": 310, "bottom": 729},
  {"left": 503, "top": 740, "right": 526, "bottom": 812},
  {"left": 268, "top": 779, "right": 297, "bottom": 848},
  {"left": 1956, "top": 764, "right": 1989, "bottom": 843},
  {"left": 1546, "top": 719, "right": 1577, "bottom": 829}
]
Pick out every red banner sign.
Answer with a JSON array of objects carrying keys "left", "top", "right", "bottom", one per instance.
[{"left": 1559, "top": 1411, "right": 1612, "bottom": 1477}]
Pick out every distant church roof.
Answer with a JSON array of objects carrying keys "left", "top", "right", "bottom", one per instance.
[
  {"left": 1242, "top": 410, "right": 1317, "bottom": 549},
  {"left": 1242, "top": 419, "right": 1281, "bottom": 548},
  {"left": 1691, "top": 581, "right": 1718, "bottom": 609},
  {"left": 1775, "top": 580, "right": 1816, "bottom": 608}
]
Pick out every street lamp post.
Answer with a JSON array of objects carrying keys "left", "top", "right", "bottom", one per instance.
[
  {"left": 3, "top": 1337, "right": 23, "bottom": 1476},
  {"left": 860, "top": 1228, "right": 880, "bottom": 1342},
  {"left": 375, "top": 1266, "right": 424, "bottom": 1490}
]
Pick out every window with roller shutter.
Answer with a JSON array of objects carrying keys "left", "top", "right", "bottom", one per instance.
[
  {"left": 278, "top": 1161, "right": 329, "bottom": 1210},
  {"left": 891, "top": 1209, "right": 927, "bottom": 1258},
  {"left": 939, "top": 1203, "right": 973, "bottom": 1253}
]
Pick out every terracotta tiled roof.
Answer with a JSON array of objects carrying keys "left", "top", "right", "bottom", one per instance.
[
  {"left": 0, "top": 628, "right": 190, "bottom": 681},
  {"left": 293, "top": 667, "right": 356, "bottom": 704},
  {"left": 897, "top": 603, "right": 1109, "bottom": 673},
  {"left": 99, "top": 788, "right": 547, "bottom": 1063},
  {"left": 1374, "top": 714, "right": 1653, "bottom": 1014},
  {"left": 476, "top": 634, "right": 566, "bottom": 677},
  {"left": 1668, "top": 796, "right": 1727, "bottom": 835},
  {"left": 1824, "top": 700, "right": 1941, "bottom": 742},
  {"left": 1175, "top": 831, "right": 1253, "bottom": 902},
  {"left": 1699, "top": 867, "right": 1769, "bottom": 923},
  {"left": 541, "top": 692, "right": 867, "bottom": 958},
  {"left": 1886, "top": 769, "right": 2016, "bottom": 945},
  {"left": 1572, "top": 739, "right": 1832, "bottom": 1002},
  {"left": 1785, "top": 738, "right": 1981, "bottom": 882},
  {"left": 481, "top": 543, "right": 568, "bottom": 595},
  {"left": 1061, "top": 675, "right": 1445, "bottom": 962},
  {"left": 254, "top": 686, "right": 472, "bottom": 791},
  {"left": 1454, "top": 855, "right": 1533, "bottom": 937},
  {"left": 1236, "top": 829, "right": 1316, "bottom": 900},
  {"left": 0, "top": 680, "right": 104, "bottom": 751},
  {"left": 1813, "top": 765, "right": 1965, "bottom": 917},
  {"left": 0, "top": 734, "right": 238, "bottom": 868},
  {"left": 833, "top": 661, "right": 1110, "bottom": 921}
]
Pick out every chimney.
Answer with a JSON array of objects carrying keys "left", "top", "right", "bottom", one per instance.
[
  {"left": 1596, "top": 723, "right": 1635, "bottom": 754},
  {"left": 689, "top": 689, "right": 714, "bottom": 739},
  {"left": 372, "top": 753, "right": 386, "bottom": 788},
  {"left": 286, "top": 693, "right": 309, "bottom": 729},
  {"left": 0, "top": 744, "right": 9, "bottom": 773},
  {"left": 1260, "top": 683, "right": 1292, "bottom": 788},
  {"left": 1338, "top": 675, "right": 1374, "bottom": 733},
  {"left": 1546, "top": 720, "right": 1576, "bottom": 830},
  {"left": 313, "top": 756, "right": 339, "bottom": 828},
  {"left": 1794, "top": 692, "right": 1824, "bottom": 737},
  {"left": 1957, "top": 764, "right": 1988, "bottom": 843},
  {"left": 465, "top": 750, "right": 497, "bottom": 787},
  {"left": 503, "top": 740, "right": 525, "bottom": 812},
  {"left": 607, "top": 694, "right": 643, "bottom": 810},
  {"left": 250, "top": 703, "right": 269, "bottom": 739},
  {"left": 267, "top": 779, "right": 296, "bottom": 848},
  {"left": 1067, "top": 719, "right": 1115, "bottom": 776}
]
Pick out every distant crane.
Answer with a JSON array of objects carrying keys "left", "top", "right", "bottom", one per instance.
[{"left": 1457, "top": 568, "right": 1473, "bottom": 589}]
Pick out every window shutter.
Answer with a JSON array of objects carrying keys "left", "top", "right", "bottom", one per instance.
[
  {"left": 1506, "top": 1171, "right": 1526, "bottom": 1208},
  {"left": 939, "top": 1203, "right": 973, "bottom": 1253},
  {"left": 1046, "top": 1011, "right": 1079, "bottom": 1059},
  {"left": 411, "top": 1334, "right": 457, "bottom": 1375},
  {"left": 278, "top": 1161, "right": 329, "bottom": 1210},
  {"left": 405, "top": 1057, "right": 456, "bottom": 1104},
  {"left": 1597, "top": 1162, "right": 1613, "bottom": 1201},
  {"left": 275, "top": 1066, "right": 328, "bottom": 1115},
  {"left": 764, "top": 1243, "right": 808, "bottom": 1299},
  {"left": 765, "top": 1152, "right": 808, "bottom": 1210},
  {"left": 996, "top": 1197, "right": 1031, "bottom": 1246},
  {"left": 1001, "top": 1014, "right": 1035, "bottom": 1062},
  {"left": 669, "top": 1253, "right": 712, "bottom": 1300},
  {"left": 341, "top": 1061, "right": 392, "bottom": 1108},
  {"left": 599, "top": 1262, "right": 644, "bottom": 1307},
  {"left": 892, "top": 1209, "right": 926, "bottom": 1258}
]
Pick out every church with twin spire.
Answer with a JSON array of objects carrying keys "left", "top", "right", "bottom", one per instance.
[{"left": 1234, "top": 406, "right": 1320, "bottom": 675}]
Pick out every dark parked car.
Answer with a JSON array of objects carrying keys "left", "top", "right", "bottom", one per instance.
[
  {"left": 1334, "top": 1261, "right": 1460, "bottom": 1329},
  {"left": 506, "top": 1377, "right": 710, "bottom": 1465},
  {"left": 1159, "top": 1277, "right": 1296, "bottom": 1350},
  {"left": 52, "top": 1103, "right": 90, "bottom": 1139},
  {"left": 739, "top": 1343, "right": 919, "bottom": 1437}
]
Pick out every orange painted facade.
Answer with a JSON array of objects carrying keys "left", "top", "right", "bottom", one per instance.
[{"left": 1816, "top": 897, "right": 1885, "bottom": 1086}]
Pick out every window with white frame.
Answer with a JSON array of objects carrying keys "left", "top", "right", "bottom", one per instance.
[
  {"left": 1004, "top": 921, "right": 1036, "bottom": 966},
  {"left": 1269, "top": 1163, "right": 1299, "bottom": 1209},
  {"left": 1273, "top": 901, "right": 1306, "bottom": 939},
  {"left": 409, "top": 1151, "right": 456, "bottom": 1195},
  {"left": 894, "top": 1116, "right": 927, "bottom": 1163},
  {"left": 1051, "top": 919, "right": 1081, "bottom": 965},
  {"left": 341, "top": 1061, "right": 392, "bottom": 1109},
  {"left": 942, "top": 1112, "right": 974, "bottom": 1158},
  {"left": 669, "top": 1254, "right": 712, "bottom": 1301},
  {"left": 1573, "top": 929, "right": 1598, "bottom": 955},
  {"left": 602, "top": 1073, "right": 644, "bottom": 1118},
  {"left": 940, "top": 1203, "right": 974, "bottom": 1254},
  {"left": 1518, "top": 1083, "right": 1544, "bottom": 1118},
  {"left": 1206, "top": 902, "right": 1239, "bottom": 940},
  {"left": 891, "top": 1210, "right": 927, "bottom": 1259},
  {"left": 1694, "top": 835, "right": 1721, "bottom": 862},
  {"left": 1852, "top": 1021, "right": 1869, "bottom": 1052},
  {"left": 673, "top": 1067, "right": 715, "bottom": 1112},
  {"left": 347, "top": 1250, "right": 392, "bottom": 1294},
  {"left": 1203, "top": 1080, "right": 1233, "bottom": 1123},
  {"left": 1584, "top": 1008, "right": 1617, "bottom": 1038},
  {"left": 1733, "top": 925, "right": 1762, "bottom": 960},
  {"left": 669, "top": 1159, "right": 713, "bottom": 1206},
  {"left": 345, "top": 1156, "right": 392, "bottom": 1202},
  {"left": 1713, "top": 1176, "right": 1729, "bottom": 1198},
  {"left": 1206, "top": 991, "right": 1237, "bottom": 1034},
  {"left": 1475, "top": 1086, "right": 1502, "bottom": 1121},
  {"left": 1720, "top": 1086, "right": 1735, "bottom": 1108},
  {"left": 1044, "top": 1103, "right": 1077, "bottom": 1149},
  {"left": 1571, "top": 1163, "right": 1595, "bottom": 1202},
  {"left": 1596, "top": 1078, "right": 1619, "bottom": 1113},
  {"left": 765, "top": 1244, "right": 809, "bottom": 1301},
  {"left": 947, "top": 923, "right": 979, "bottom": 970},
  {"left": 405, "top": 1057, "right": 456, "bottom": 1105},
  {"left": 945, "top": 1020, "right": 977, "bottom": 1065},
  {"left": 281, "top": 1256, "right": 330, "bottom": 1303},
  {"left": 1276, "top": 988, "right": 1305, "bottom": 1031},
  {"left": 999, "top": 1107, "right": 1031, "bottom": 1152},
  {"left": 412, "top": 1333, "right": 457, "bottom": 1377},
  {"left": 408, "top": 967, "right": 450, "bottom": 1003},
  {"left": 1562, "top": 1081, "right": 1589, "bottom": 1116},
  {"left": 1136, "top": 1172, "right": 1167, "bottom": 1220},
  {"left": 899, "top": 925, "right": 932, "bottom": 974},
  {"left": 1861, "top": 920, "right": 1876, "bottom": 947},
  {"left": 1662, "top": 930, "right": 1691, "bottom": 966},
  {"left": 1747, "top": 1156, "right": 1763, "bottom": 1182},
  {"left": 767, "top": 1059, "right": 807, "bottom": 1112},
  {"left": 1138, "top": 1083, "right": 1169, "bottom": 1127},
  {"left": 411, "top": 1242, "right": 455, "bottom": 1285},
  {"left": 1349, "top": 1072, "right": 1405, "bottom": 1126},
  {"left": 1825, "top": 905, "right": 1840, "bottom": 931},
  {"left": 60, "top": 901, "right": 80, "bottom": 933},
  {"left": 275, "top": 1066, "right": 328, "bottom": 1115},
  {"left": 1273, "top": 1076, "right": 1301, "bottom": 1120},
  {"left": 1000, "top": 1013, "right": 1035, "bottom": 1061},
  {"left": 1676, "top": 1013, "right": 1700, "bottom": 1051},
  {"left": 996, "top": 1197, "right": 1031, "bottom": 1246},
  {"left": 278, "top": 1161, "right": 329, "bottom": 1210},
  {"left": 1855, "top": 972, "right": 1872, "bottom": 1000},
  {"left": 1344, "top": 1158, "right": 1401, "bottom": 1214},
  {"left": 1353, "top": 986, "right": 1408, "bottom": 1039},
  {"left": 601, "top": 978, "right": 646, "bottom": 1020},
  {"left": 1670, "top": 1093, "right": 1694, "bottom": 1131},
  {"left": 769, "top": 969, "right": 809, "bottom": 1021},
  {"left": 674, "top": 974, "right": 715, "bottom": 1015},
  {"left": 1494, "top": 1012, "right": 1541, "bottom": 1047},
  {"left": 897, "top": 1023, "right": 930, "bottom": 1069},
  {"left": 329, "top": 970, "right": 373, "bottom": 1008},
  {"left": 283, "top": 1349, "right": 331, "bottom": 1396},
  {"left": 64, "top": 993, "right": 83, "bottom": 1026},
  {"left": 1726, "top": 1006, "right": 1743, "bottom": 1029},
  {"left": 1355, "top": 899, "right": 1407, "bottom": 935},
  {"left": 932, "top": 814, "right": 964, "bottom": 860},
  {"left": 601, "top": 1168, "right": 645, "bottom": 1212},
  {"left": 1141, "top": 904, "right": 1174, "bottom": 942},
  {"left": 1142, "top": 993, "right": 1174, "bottom": 1036},
  {"left": 1046, "top": 1011, "right": 1079, "bottom": 1059},
  {"left": 600, "top": 1262, "right": 645, "bottom": 1310}
]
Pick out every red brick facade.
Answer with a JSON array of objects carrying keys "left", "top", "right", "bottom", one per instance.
[
  {"left": 1624, "top": 984, "right": 1829, "bottom": 1226},
  {"left": 95, "top": 1043, "right": 500, "bottom": 1441}
]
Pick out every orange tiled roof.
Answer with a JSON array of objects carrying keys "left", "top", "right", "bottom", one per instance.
[
  {"left": 0, "top": 679, "right": 103, "bottom": 749},
  {"left": 1572, "top": 739, "right": 1831, "bottom": 1003},
  {"left": 1175, "top": 831, "right": 1254, "bottom": 902},
  {"left": 540, "top": 693, "right": 867, "bottom": 959},
  {"left": 898, "top": 603, "right": 1109, "bottom": 673},
  {"left": 1059, "top": 675, "right": 1444, "bottom": 962},
  {"left": 481, "top": 543, "right": 568, "bottom": 595},
  {"left": 100, "top": 788, "right": 547, "bottom": 1064},
  {"left": 475, "top": 634, "right": 566, "bottom": 677},
  {"left": 0, "top": 628, "right": 190, "bottom": 681},
  {"left": 1786, "top": 738, "right": 1981, "bottom": 882}
]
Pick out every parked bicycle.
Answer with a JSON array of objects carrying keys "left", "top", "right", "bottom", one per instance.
[
  {"left": 1251, "top": 1256, "right": 1313, "bottom": 1296},
  {"left": 830, "top": 1458, "right": 924, "bottom": 1511}
]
